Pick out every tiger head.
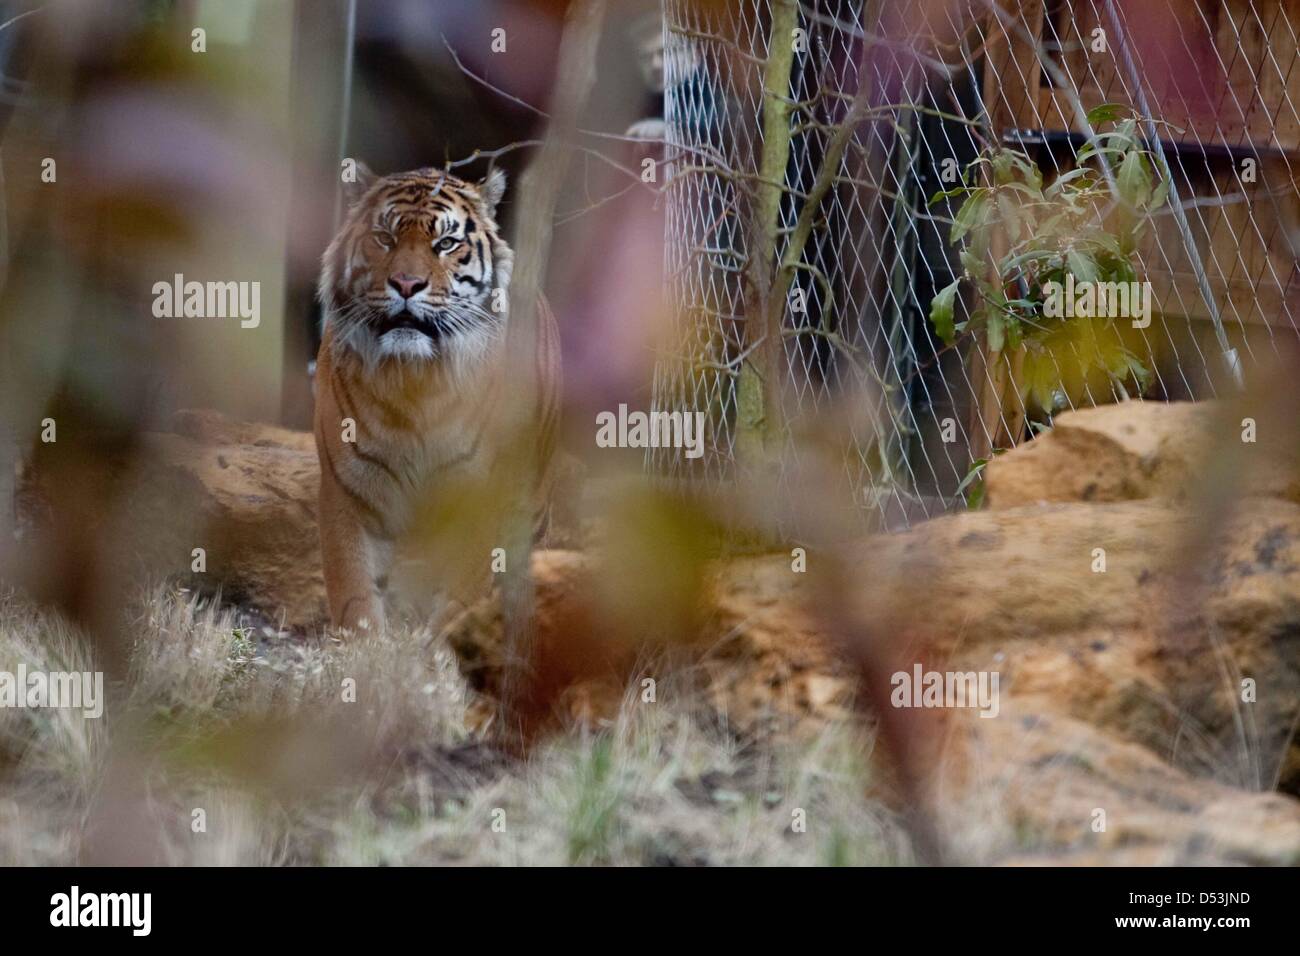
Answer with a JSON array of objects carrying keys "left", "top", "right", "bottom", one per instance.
[{"left": 319, "top": 164, "right": 512, "bottom": 368}]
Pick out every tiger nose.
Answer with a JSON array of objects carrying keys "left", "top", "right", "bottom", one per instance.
[{"left": 388, "top": 273, "right": 428, "bottom": 298}]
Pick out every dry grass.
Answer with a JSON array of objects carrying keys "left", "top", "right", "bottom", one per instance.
[
  {"left": 0, "top": 585, "right": 915, "bottom": 866},
  {"left": 5, "top": 581, "right": 1286, "bottom": 866}
]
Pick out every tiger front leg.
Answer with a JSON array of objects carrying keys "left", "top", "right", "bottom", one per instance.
[{"left": 318, "top": 469, "right": 392, "bottom": 635}]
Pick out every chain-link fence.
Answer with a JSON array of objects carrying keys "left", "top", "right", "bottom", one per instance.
[{"left": 650, "top": 0, "right": 1300, "bottom": 530}]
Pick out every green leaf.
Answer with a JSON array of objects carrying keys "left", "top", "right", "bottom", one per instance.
[
  {"left": 1066, "top": 248, "right": 1099, "bottom": 286},
  {"left": 1000, "top": 181, "right": 1043, "bottom": 199},
  {"left": 998, "top": 194, "right": 1021, "bottom": 242},
  {"left": 1044, "top": 166, "right": 1093, "bottom": 197},
  {"left": 1003, "top": 151, "right": 1043, "bottom": 190},
  {"left": 1150, "top": 176, "right": 1170, "bottom": 210},
  {"left": 1112, "top": 119, "right": 1140, "bottom": 148},
  {"left": 955, "top": 458, "right": 989, "bottom": 496},
  {"left": 1084, "top": 232, "right": 1124, "bottom": 257},
  {"left": 1087, "top": 102, "right": 1128, "bottom": 126},
  {"left": 1002, "top": 249, "right": 1055, "bottom": 273},
  {"left": 990, "top": 150, "right": 1018, "bottom": 185},
  {"left": 1037, "top": 211, "right": 1069, "bottom": 235},
  {"left": 1125, "top": 352, "right": 1152, "bottom": 390},
  {"left": 1116, "top": 149, "right": 1152, "bottom": 207},
  {"left": 929, "top": 186, "right": 970, "bottom": 206},
  {"left": 950, "top": 188, "right": 990, "bottom": 242},
  {"left": 929, "top": 278, "right": 961, "bottom": 344}
]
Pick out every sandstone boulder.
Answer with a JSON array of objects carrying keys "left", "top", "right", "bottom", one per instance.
[
  {"left": 121, "top": 410, "right": 326, "bottom": 629},
  {"left": 847, "top": 497, "right": 1300, "bottom": 793},
  {"left": 943, "top": 709, "right": 1300, "bottom": 865},
  {"left": 984, "top": 399, "right": 1300, "bottom": 508},
  {"left": 442, "top": 500, "right": 1300, "bottom": 862},
  {"left": 440, "top": 549, "right": 854, "bottom": 741}
]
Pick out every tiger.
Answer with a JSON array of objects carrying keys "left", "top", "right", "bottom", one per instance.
[{"left": 314, "top": 163, "right": 561, "bottom": 634}]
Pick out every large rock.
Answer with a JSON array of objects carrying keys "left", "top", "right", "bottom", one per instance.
[
  {"left": 941, "top": 709, "right": 1300, "bottom": 864},
  {"left": 442, "top": 499, "right": 1300, "bottom": 862},
  {"left": 121, "top": 410, "right": 326, "bottom": 629},
  {"left": 441, "top": 550, "right": 854, "bottom": 741},
  {"left": 846, "top": 497, "right": 1300, "bottom": 793},
  {"left": 984, "top": 400, "right": 1300, "bottom": 508}
]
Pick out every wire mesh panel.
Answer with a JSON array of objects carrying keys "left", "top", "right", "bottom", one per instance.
[{"left": 650, "top": 0, "right": 1300, "bottom": 530}]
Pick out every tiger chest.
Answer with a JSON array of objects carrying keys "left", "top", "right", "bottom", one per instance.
[{"left": 368, "top": 396, "right": 494, "bottom": 517}]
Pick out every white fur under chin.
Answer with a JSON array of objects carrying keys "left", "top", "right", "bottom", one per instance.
[
  {"left": 335, "top": 314, "right": 505, "bottom": 387},
  {"left": 376, "top": 328, "right": 439, "bottom": 361}
]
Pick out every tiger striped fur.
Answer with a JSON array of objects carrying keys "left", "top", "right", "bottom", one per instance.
[{"left": 314, "top": 164, "right": 561, "bottom": 633}]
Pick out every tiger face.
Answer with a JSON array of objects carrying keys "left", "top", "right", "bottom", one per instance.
[{"left": 319, "top": 165, "right": 512, "bottom": 368}]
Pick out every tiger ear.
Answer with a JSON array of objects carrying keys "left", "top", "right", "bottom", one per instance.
[
  {"left": 341, "top": 158, "right": 376, "bottom": 208},
  {"left": 479, "top": 167, "right": 507, "bottom": 216}
]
